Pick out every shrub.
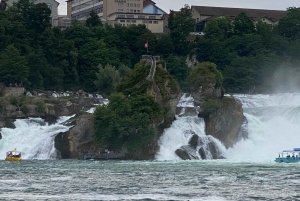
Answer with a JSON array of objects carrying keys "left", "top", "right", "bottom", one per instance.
[{"left": 202, "top": 99, "right": 220, "bottom": 113}]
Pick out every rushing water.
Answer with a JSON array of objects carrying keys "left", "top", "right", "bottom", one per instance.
[
  {"left": 0, "top": 159, "right": 299, "bottom": 201},
  {"left": 2, "top": 93, "right": 300, "bottom": 200}
]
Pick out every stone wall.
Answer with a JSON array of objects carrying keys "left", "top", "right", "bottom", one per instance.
[{"left": 4, "top": 87, "right": 25, "bottom": 97}]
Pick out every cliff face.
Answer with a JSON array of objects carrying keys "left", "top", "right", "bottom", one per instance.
[
  {"left": 55, "top": 114, "right": 101, "bottom": 159},
  {"left": 200, "top": 97, "right": 244, "bottom": 148}
]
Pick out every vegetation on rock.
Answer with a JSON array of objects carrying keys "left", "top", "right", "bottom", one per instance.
[
  {"left": 187, "top": 62, "right": 223, "bottom": 92},
  {"left": 94, "top": 61, "right": 180, "bottom": 159}
]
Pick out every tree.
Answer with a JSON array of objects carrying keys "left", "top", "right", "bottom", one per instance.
[
  {"left": 0, "top": 45, "right": 28, "bottom": 85},
  {"left": 29, "top": 3, "right": 51, "bottom": 33},
  {"left": 277, "top": 7, "right": 300, "bottom": 40},
  {"left": 187, "top": 62, "right": 223, "bottom": 92},
  {"left": 204, "top": 17, "right": 233, "bottom": 40},
  {"left": 94, "top": 93, "right": 161, "bottom": 158},
  {"left": 155, "top": 35, "right": 174, "bottom": 57},
  {"left": 42, "top": 27, "right": 79, "bottom": 90},
  {"left": 86, "top": 10, "right": 102, "bottom": 27},
  {"left": 94, "top": 64, "right": 121, "bottom": 96},
  {"left": 164, "top": 55, "right": 188, "bottom": 90},
  {"left": 233, "top": 12, "right": 255, "bottom": 35},
  {"left": 168, "top": 5, "right": 195, "bottom": 55}
]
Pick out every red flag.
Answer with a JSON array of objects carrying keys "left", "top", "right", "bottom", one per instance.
[{"left": 144, "top": 41, "right": 148, "bottom": 48}]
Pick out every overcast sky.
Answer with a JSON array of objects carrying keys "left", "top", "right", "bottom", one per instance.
[{"left": 57, "top": 0, "right": 300, "bottom": 15}]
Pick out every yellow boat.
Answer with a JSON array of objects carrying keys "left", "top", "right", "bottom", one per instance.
[{"left": 5, "top": 148, "right": 22, "bottom": 161}]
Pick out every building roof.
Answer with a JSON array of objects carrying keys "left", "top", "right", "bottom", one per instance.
[
  {"left": 191, "top": 6, "right": 287, "bottom": 22},
  {"left": 143, "top": 0, "right": 156, "bottom": 8}
]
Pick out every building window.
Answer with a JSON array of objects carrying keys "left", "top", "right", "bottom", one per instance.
[
  {"left": 118, "top": 2, "right": 123, "bottom": 6},
  {"left": 132, "top": 20, "right": 136, "bottom": 23},
  {"left": 149, "top": 16, "right": 156, "bottom": 19},
  {"left": 153, "top": 21, "right": 158, "bottom": 24},
  {"left": 138, "top": 15, "right": 145, "bottom": 19},
  {"left": 142, "top": 20, "right": 147, "bottom": 24},
  {"left": 127, "top": 14, "right": 134, "bottom": 18},
  {"left": 148, "top": 21, "right": 152, "bottom": 24},
  {"left": 120, "top": 20, "right": 125, "bottom": 22},
  {"left": 118, "top": 9, "right": 123, "bottom": 12},
  {"left": 117, "top": 15, "right": 125, "bottom": 18},
  {"left": 47, "top": 4, "right": 52, "bottom": 11}
]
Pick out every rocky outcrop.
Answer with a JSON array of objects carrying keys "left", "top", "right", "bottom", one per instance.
[
  {"left": 191, "top": 82, "right": 223, "bottom": 107},
  {"left": 55, "top": 113, "right": 127, "bottom": 160},
  {"left": 148, "top": 64, "right": 182, "bottom": 127},
  {"left": 175, "top": 134, "right": 226, "bottom": 160},
  {"left": 0, "top": 96, "right": 100, "bottom": 127},
  {"left": 200, "top": 97, "right": 245, "bottom": 148},
  {"left": 55, "top": 114, "right": 99, "bottom": 159}
]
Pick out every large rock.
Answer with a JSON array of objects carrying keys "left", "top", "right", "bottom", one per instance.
[
  {"left": 201, "top": 97, "right": 245, "bottom": 148},
  {"left": 55, "top": 114, "right": 99, "bottom": 159},
  {"left": 192, "top": 82, "right": 223, "bottom": 107},
  {"left": 175, "top": 145, "right": 198, "bottom": 160}
]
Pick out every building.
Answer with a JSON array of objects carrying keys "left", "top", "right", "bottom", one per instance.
[
  {"left": 66, "top": 0, "right": 165, "bottom": 33},
  {"left": 5, "top": 0, "right": 59, "bottom": 26},
  {"left": 143, "top": 0, "right": 166, "bottom": 15},
  {"left": 191, "top": 6, "right": 287, "bottom": 32},
  {"left": 106, "top": 12, "right": 164, "bottom": 33},
  {"left": 67, "top": 0, "right": 144, "bottom": 20}
]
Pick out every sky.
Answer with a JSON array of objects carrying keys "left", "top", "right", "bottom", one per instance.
[{"left": 57, "top": 0, "right": 300, "bottom": 15}]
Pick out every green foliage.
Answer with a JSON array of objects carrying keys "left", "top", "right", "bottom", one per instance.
[
  {"left": 21, "top": 105, "right": 29, "bottom": 114},
  {"left": 0, "top": 45, "right": 29, "bottom": 85},
  {"left": 94, "top": 64, "right": 121, "bottom": 96},
  {"left": 94, "top": 93, "right": 162, "bottom": 157},
  {"left": 154, "top": 63, "right": 181, "bottom": 101},
  {"left": 204, "top": 17, "right": 233, "bottom": 40},
  {"left": 116, "top": 61, "right": 152, "bottom": 96},
  {"left": 233, "top": 12, "right": 255, "bottom": 35},
  {"left": 118, "top": 64, "right": 132, "bottom": 78},
  {"left": 164, "top": 55, "right": 189, "bottom": 90},
  {"left": 36, "top": 100, "right": 45, "bottom": 113},
  {"left": 1, "top": 1, "right": 300, "bottom": 95},
  {"left": 29, "top": 3, "right": 51, "bottom": 33},
  {"left": 168, "top": 5, "right": 195, "bottom": 55},
  {"left": 188, "top": 62, "right": 223, "bottom": 92},
  {"left": 277, "top": 7, "right": 300, "bottom": 40},
  {"left": 202, "top": 99, "right": 220, "bottom": 113},
  {"left": 155, "top": 35, "right": 174, "bottom": 57},
  {"left": 86, "top": 10, "right": 102, "bottom": 27}
]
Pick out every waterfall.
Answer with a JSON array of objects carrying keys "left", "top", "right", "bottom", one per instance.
[
  {"left": 226, "top": 93, "right": 300, "bottom": 161},
  {"left": 155, "top": 94, "right": 226, "bottom": 160},
  {"left": 0, "top": 116, "right": 74, "bottom": 160}
]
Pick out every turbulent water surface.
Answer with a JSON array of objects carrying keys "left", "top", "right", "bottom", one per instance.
[
  {"left": 2, "top": 93, "right": 300, "bottom": 200},
  {"left": 0, "top": 160, "right": 299, "bottom": 201}
]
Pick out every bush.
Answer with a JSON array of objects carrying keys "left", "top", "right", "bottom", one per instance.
[
  {"left": 202, "top": 99, "right": 220, "bottom": 113},
  {"left": 94, "top": 93, "right": 162, "bottom": 158},
  {"left": 21, "top": 105, "right": 29, "bottom": 114},
  {"left": 36, "top": 101, "right": 45, "bottom": 113},
  {"left": 188, "top": 62, "right": 223, "bottom": 92}
]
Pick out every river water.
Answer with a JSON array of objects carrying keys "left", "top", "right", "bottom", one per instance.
[
  {"left": 2, "top": 93, "right": 300, "bottom": 200},
  {"left": 0, "top": 159, "right": 299, "bottom": 201}
]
